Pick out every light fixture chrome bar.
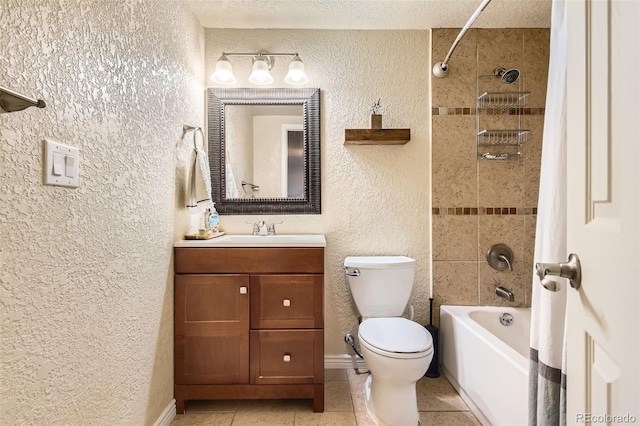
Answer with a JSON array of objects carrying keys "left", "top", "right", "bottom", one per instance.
[
  {"left": 222, "top": 52, "right": 300, "bottom": 57},
  {"left": 0, "top": 85, "right": 46, "bottom": 113},
  {"left": 432, "top": 0, "right": 492, "bottom": 78},
  {"left": 211, "top": 51, "right": 309, "bottom": 86}
]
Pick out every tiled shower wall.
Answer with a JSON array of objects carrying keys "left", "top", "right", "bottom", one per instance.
[{"left": 431, "top": 29, "right": 550, "bottom": 319}]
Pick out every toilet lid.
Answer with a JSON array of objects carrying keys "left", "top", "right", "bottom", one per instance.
[
  {"left": 359, "top": 317, "right": 433, "bottom": 353},
  {"left": 344, "top": 256, "right": 416, "bottom": 269}
]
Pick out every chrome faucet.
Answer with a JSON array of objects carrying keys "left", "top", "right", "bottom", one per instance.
[
  {"left": 495, "top": 286, "right": 515, "bottom": 302},
  {"left": 245, "top": 220, "right": 283, "bottom": 236}
]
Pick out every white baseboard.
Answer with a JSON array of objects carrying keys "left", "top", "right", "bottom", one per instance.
[
  {"left": 324, "top": 354, "right": 368, "bottom": 370},
  {"left": 153, "top": 398, "right": 176, "bottom": 426}
]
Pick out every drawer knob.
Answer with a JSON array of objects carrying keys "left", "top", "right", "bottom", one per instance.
[
  {"left": 240, "top": 286, "right": 247, "bottom": 294},
  {"left": 283, "top": 299, "right": 291, "bottom": 307},
  {"left": 283, "top": 354, "right": 291, "bottom": 362}
]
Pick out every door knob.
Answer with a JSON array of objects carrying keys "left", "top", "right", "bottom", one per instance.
[{"left": 535, "top": 253, "right": 582, "bottom": 291}]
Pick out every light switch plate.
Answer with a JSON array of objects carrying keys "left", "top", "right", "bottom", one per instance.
[{"left": 44, "top": 139, "right": 80, "bottom": 188}]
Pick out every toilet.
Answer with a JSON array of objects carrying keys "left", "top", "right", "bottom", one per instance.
[{"left": 344, "top": 256, "right": 433, "bottom": 426}]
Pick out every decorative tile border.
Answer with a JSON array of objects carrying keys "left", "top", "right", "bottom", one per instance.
[
  {"left": 432, "top": 107, "right": 545, "bottom": 116},
  {"left": 432, "top": 207, "right": 538, "bottom": 216}
]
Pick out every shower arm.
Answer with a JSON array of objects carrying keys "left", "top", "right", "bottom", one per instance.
[{"left": 433, "top": 0, "right": 492, "bottom": 78}]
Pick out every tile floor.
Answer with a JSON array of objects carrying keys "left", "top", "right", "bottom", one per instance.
[{"left": 171, "top": 369, "right": 481, "bottom": 425}]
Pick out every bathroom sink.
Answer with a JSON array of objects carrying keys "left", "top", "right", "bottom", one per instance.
[
  {"left": 174, "top": 234, "right": 326, "bottom": 248},
  {"left": 225, "top": 235, "right": 298, "bottom": 243}
]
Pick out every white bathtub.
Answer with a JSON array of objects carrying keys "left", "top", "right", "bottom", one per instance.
[{"left": 439, "top": 305, "right": 530, "bottom": 426}]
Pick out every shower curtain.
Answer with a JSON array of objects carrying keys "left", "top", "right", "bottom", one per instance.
[{"left": 528, "top": 0, "right": 567, "bottom": 425}]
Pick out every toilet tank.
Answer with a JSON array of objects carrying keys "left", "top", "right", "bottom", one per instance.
[{"left": 344, "top": 256, "right": 416, "bottom": 318}]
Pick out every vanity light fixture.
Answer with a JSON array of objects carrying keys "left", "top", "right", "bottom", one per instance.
[
  {"left": 210, "top": 55, "right": 237, "bottom": 85},
  {"left": 248, "top": 55, "right": 274, "bottom": 85},
  {"left": 211, "top": 52, "right": 309, "bottom": 86}
]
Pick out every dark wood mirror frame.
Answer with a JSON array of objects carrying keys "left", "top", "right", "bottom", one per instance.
[{"left": 208, "top": 87, "right": 321, "bottom": 215}]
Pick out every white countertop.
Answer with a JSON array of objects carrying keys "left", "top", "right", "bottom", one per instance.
[{"left": 174, "top": 234, "right": 326, "bottom": 248}]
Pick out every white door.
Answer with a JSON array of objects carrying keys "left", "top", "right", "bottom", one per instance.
[{"left": 565, "top": 0, "right": 639, "bottom": 424}]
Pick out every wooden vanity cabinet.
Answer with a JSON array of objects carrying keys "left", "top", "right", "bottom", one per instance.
[{"left": 174, "top": 247, "right": 324, "bottom": 414}]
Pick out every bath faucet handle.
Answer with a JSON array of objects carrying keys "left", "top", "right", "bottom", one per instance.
[
  {"left": 268, "top": 221, "right": 283, "bottom": 235},
  {"left": 487, "top": 244, "right": 514, "bottom": 272},
  {"left": 497, "top": 254, "right": 512, "bottom": 271},
  {"left": 245, "top": 221, "right": 260, "bottom": 236}
]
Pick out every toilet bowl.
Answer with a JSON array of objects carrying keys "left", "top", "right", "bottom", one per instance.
[
  {"left": 358, "top": 317, "right": 433, "bottom": 426},
  {"left": 344, "top": 256, "right": 433, "bottom": 426}
]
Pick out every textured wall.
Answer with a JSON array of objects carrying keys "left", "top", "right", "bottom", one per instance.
[
  {"left": 0, "top": 1, "right": 203, "bottom": 424},
  {"left": 204, "top": 29, "right": 431, "bottom": 355},
  {"left": 431, "top": 29, "right": 550, "bottom": 324}
]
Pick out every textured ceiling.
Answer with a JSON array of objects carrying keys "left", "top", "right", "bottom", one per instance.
[{"left": 186, "top": 0, "right": 552, "bottom": 30}]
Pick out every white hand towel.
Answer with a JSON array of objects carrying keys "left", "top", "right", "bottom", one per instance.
[{"left": 186, "top": 129, "right": 212, "bottom": 214}]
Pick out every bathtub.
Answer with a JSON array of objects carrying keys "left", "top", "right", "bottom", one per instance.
[{"left": 439, "top": 305, "right": 530, "bottom": 426}]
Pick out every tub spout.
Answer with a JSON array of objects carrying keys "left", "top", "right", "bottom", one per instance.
[{"left": 495, "top": 286, "right": 514, "bottom": 302}]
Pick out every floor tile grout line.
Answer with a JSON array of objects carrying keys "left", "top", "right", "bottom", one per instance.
[{"left": 173, "top": 371, "right": 481, "bottom": 425}]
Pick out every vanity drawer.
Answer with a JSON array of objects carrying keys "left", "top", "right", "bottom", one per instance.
[
  {"left": 174, "top": 248, "right": 324, "bottom": 274},
  {"left": 250, "top": 275, "right": 323, "bottom": 329},
  {"left": 250, "top": 330, "right": 323, "bottom": 385}
]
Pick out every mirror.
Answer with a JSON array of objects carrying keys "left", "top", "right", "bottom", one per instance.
[{"left": 208, "top": 88, "right": 321, "bottom": 214}]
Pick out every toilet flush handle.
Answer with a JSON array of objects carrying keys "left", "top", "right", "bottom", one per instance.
[{"left": 344, "top": 267, "right": 360, "bottom": 277}]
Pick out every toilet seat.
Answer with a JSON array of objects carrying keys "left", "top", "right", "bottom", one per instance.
[{"left": 359, "top": 317, "right": 433, "bottom": 359}]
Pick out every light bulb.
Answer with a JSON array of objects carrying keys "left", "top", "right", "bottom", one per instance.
[
  {"left": 211, "top": 55, "right": 236, "bottom": 85},
  {"left": 248, "top": 58, "right": 274, "bottom": 85},
  {"left": 284, "top": 56, "right": 309, "bottom": 85}
]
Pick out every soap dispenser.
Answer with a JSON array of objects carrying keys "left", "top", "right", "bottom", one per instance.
[{"left": 208, "top": 203, "right": 220, "bottom": 232}]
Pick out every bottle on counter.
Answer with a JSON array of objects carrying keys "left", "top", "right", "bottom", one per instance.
[{"left": 208, "top": 202, "right": 220, "bottom": 232}]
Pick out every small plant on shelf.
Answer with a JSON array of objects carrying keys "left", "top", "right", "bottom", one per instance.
[
  {"left": 371, "top": 98, "right": 381, "bottom": 114},
  {"left": 370, "top": 98, "right": 382, "bottom": 129}
]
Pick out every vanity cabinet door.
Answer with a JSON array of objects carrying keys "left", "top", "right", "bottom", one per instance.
[
  {"left": 250, "top": 275, "right": 323, "bottom": 329},
  {"left": 175, "top": 274, "right": 249, "bottom": 385}
]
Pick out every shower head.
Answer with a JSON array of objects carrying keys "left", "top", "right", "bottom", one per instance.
[{"left": 494, "top": 68, "right": 520, "bottom": 85}]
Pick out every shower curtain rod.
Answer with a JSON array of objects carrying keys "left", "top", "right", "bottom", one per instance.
[
  {"left": 0, "top": 85, "right": 46, "bottom": 113},
  {"left": 432, "top": 0, "right": 492, "bottom": 78}
]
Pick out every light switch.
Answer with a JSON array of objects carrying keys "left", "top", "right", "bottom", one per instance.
[
  {"left": 52, "top": 152, "right": 64, "bottom": 176},
  {"left": 44, "top": 139, "right": 80, "bottom": 188},
  {"left": 65, "top": 155, "right": 75, "bottom": 178}
]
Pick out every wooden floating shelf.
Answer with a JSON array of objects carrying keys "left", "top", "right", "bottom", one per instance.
[{"left": 344, "top": 128, "right": 411, "bottom": 145}]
